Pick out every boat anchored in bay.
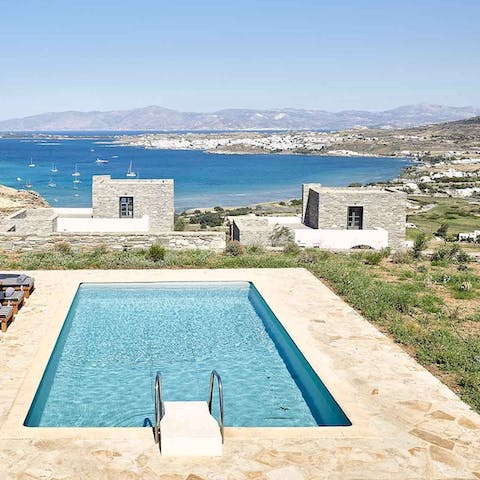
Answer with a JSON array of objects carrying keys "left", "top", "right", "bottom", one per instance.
[{"left": 126, "top": 160, "right": 137, "bottom": 177}]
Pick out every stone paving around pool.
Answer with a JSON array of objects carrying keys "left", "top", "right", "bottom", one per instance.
[{"left": 0, "top": 268, "right": 479, "bottom": 479}]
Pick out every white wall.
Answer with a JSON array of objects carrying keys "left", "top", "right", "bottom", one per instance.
[
  {"left": 55, "top": 215, "right": 150, "bottom": 233},
  {"left": 294, "top": 228, "right": 388, "bottom": 250},
  {"left": 266, "top": 216, "right": 302, "bottom": 225},
  {"left": 53, "top": 208, "right": 93, "bottom": 218}
]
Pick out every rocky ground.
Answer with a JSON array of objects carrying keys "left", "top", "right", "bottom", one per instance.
[{"left": 0, "top": 185, "right": 49, "bottom": 218}]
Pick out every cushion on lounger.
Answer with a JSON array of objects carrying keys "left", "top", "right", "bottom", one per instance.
[
  {"left": 18, "top": 274, "right": 27, "bottom": 282},
  {"left": 5, "top": 287, "right": 15, "bottom": 297}
]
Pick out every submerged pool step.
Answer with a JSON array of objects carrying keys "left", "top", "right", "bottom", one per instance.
[{"left": 160, "top": 401, "right": 222, "bottom": 456}]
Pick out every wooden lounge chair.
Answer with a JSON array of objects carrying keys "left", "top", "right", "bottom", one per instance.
[
  {"left": 0, "top": 289, "right": 25, "bottom": 314},
  {"left": 0, "top": 305, "right": 14, "bottom": 332},
  {"left": 0, "top": 274, "right": 35, "bottom": 298}
]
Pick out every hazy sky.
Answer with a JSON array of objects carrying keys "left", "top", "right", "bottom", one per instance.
[{"left": 1, "top": 0, "right": 479, "bottom": 119}]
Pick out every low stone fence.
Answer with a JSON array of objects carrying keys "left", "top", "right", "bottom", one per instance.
[{"left": 0, "top": 231, "right": 226, "bottom": 253}]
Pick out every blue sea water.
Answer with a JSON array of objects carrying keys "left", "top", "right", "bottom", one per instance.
[
  {"left": 25, "top": 282, "right": 350, "bottom": 428},
  {"left": 0, "top": 132, "right": 409, "bottom": 211}
]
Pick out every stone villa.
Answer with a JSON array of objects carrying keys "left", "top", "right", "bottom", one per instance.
[
  {"left": 0, "top": 175, "right": 224, "bottom": 251},
  {"left": 0, "top": 177, "right": 407, "bottom": 252},
  {"left": 231, "top": 184, "right": 407, "bottom": 250}
]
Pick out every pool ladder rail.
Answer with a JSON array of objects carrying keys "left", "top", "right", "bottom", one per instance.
[{"left": 154, "top": 370, "right": 224, "bottom": 455}]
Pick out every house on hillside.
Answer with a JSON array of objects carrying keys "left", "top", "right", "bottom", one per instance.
[
  {"left": 1, "top": 175, "right": 175, "bottom": 234},
  {"left": 230, "top": 184, "right": 407, "bottom": 251}
]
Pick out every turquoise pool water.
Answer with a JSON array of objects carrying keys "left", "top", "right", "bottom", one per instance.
[{"left": 25, "top": 282, "right": 350, "bottom": 427}]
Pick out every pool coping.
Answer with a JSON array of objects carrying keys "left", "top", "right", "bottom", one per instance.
[{"left": 0, "top": 268, "right": 373, "bottom": 441}]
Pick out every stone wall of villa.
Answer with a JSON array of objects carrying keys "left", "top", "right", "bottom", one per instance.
[
  {"left": 0, "top": 231, "right": 226, "bottom": 253},
  {"left": 302, "top": 184, "right": 407, "bottom": 250},
  {"left": 92, "top": 176, "right": 174, "bottom": 232},
  {"left": 0, "top": 208, "right": 57, "bottom": 235}
]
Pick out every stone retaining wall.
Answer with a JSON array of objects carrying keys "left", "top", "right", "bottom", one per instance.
[{"left": 0, "top": 231, "right": 226, "bottom": 253}]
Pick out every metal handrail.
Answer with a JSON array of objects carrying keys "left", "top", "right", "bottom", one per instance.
[
  {"left": 154, "top": 371, "right": 164, "bottom": 444},
  {"left": 208, "top": 370, "right": 224, "bottom": 443}
]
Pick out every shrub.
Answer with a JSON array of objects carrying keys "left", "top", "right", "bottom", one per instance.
[
  {"left": 174, "top": 216, "right": 186, "bottom": 231},
  {"left": 290, "top": 199, "right": 302, "bottom": 206},
  {"left": 246, "top": 243, "right": 265, "bottom": 254},
  {"left": 435, "top": 223, "right": 449, "bottom": 239},
  {"left": 412, "top": 231, "right": 427, "bottom": 259},
  {"left": 225, "top": 207, "right": 252, "bottom": 216},
  {"left": 147, "top": 243, "right": 166, "bottom": 262},
  {"left": 213, "top": 206, "right": 224, "bottom": 212},
  {"left": 431, "top": 244, "right": 467, "bottom": 265},
  {"left": 189, "top": 211, "right": 224, "bottom": 227},
  {"left": 456, "top": 249, "right": 470, "bottom": 264},
  {"left": 224, "top": 240, "right": 245, "bottom": 256},
  {"left": 362, "top": 251, "right": 384, "bottom": 265},
  {"left": 54, "top": 241, "right": 73, "bottom": 254},
  {"left": 92, "top": 245, "right": 108, "bottom": 255},
  {"left": 283, "top": 242, "right": 300, "bottom": 255},
  {"left": 270, "top": 225, "right": 294, "bottom": 247}
]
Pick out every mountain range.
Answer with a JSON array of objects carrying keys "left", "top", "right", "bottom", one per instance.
[{"left": 1, "top": 104, "right": 479, "bottom": 132}]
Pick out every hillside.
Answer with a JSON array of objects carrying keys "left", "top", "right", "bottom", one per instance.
[
  {"left": 1, "top": 104, "right": 479, "bottom": 132},
  {"left": 116, "top": 115, "right": 480, "bottom": 158},
  {"left": 0, "top": 185, "right": 49, "bottom": 217}
]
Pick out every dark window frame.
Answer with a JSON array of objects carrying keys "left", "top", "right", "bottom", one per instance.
[
  {"left": 119, "top": 196, "right": 134, "bottom": 218},
  {"left": 347, "top": 206, "right": 363, "bottom": 230}
]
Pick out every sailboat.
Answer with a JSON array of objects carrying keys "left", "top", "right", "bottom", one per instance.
[
  {"left": 25, "top": 179, "right": 33, "bottom": 188},
  {"left": 126, "top": 160, "right": 136, "bottom": 177},
  {"left": 28, "top": 158, "right": 36, "bottom": 168},
  {"left": 48, "top": 178, "right": 56, "bottom": 188},
  {"left": 51, "top": 163, "right": 58, "bottom": 173},
  {"left": 95, "top": 157, "right": 109, "bottom": 164},
  {"left": 72, "top": 164, "right": 81, "bottom": 177}
]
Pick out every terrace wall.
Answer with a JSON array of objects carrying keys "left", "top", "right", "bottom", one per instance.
[{"left": 0, "top": 231, "right": 226, "bottom": 253}]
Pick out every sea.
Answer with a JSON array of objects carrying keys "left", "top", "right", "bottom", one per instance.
[{"left": 0, "top": 132, "right": 410, "bottom": 211}]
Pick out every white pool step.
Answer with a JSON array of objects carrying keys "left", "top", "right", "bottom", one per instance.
[{"left": 160, "top": 401, "right": 222, "bottom": 456}]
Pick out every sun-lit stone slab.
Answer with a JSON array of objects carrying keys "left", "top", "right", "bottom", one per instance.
[{"left": 160, "top": 401, "right": 222, "bottom": 456}]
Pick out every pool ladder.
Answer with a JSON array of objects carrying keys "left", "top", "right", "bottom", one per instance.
[{"left": 153, "top": 369, "right": 224, "bottom": 446}]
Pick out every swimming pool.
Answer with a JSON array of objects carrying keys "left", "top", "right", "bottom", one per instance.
[{"left": 25, "top": 282, "right": 350, "bottom": 427}]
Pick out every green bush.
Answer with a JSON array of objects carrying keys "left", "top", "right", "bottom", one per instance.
[
  {"left": 174, "top": 216, "right": 186, "bottom": 231},
  {"left": 362, "top": 251, "right": 384, "bottom": 265},
  {"left": 189, "top": 211, "right": 224, "bottom": 227},
  {"left": 412, "top": 232, "right": 427, "bottom": 259},
  {"left": 456, "top": 249, "right": 470, "bottom": 264},
  {"left": 246, "top": 243, "right": 265, "bottom": 254},
  {"left": 362, "top": 248, "right": 390, "bottom": 265},
  {"left": 147, "top": 243, "right": 166, "bottom": 262},
  {"left": 435, "top": 223, "right": 449, "bottom": 239}
]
